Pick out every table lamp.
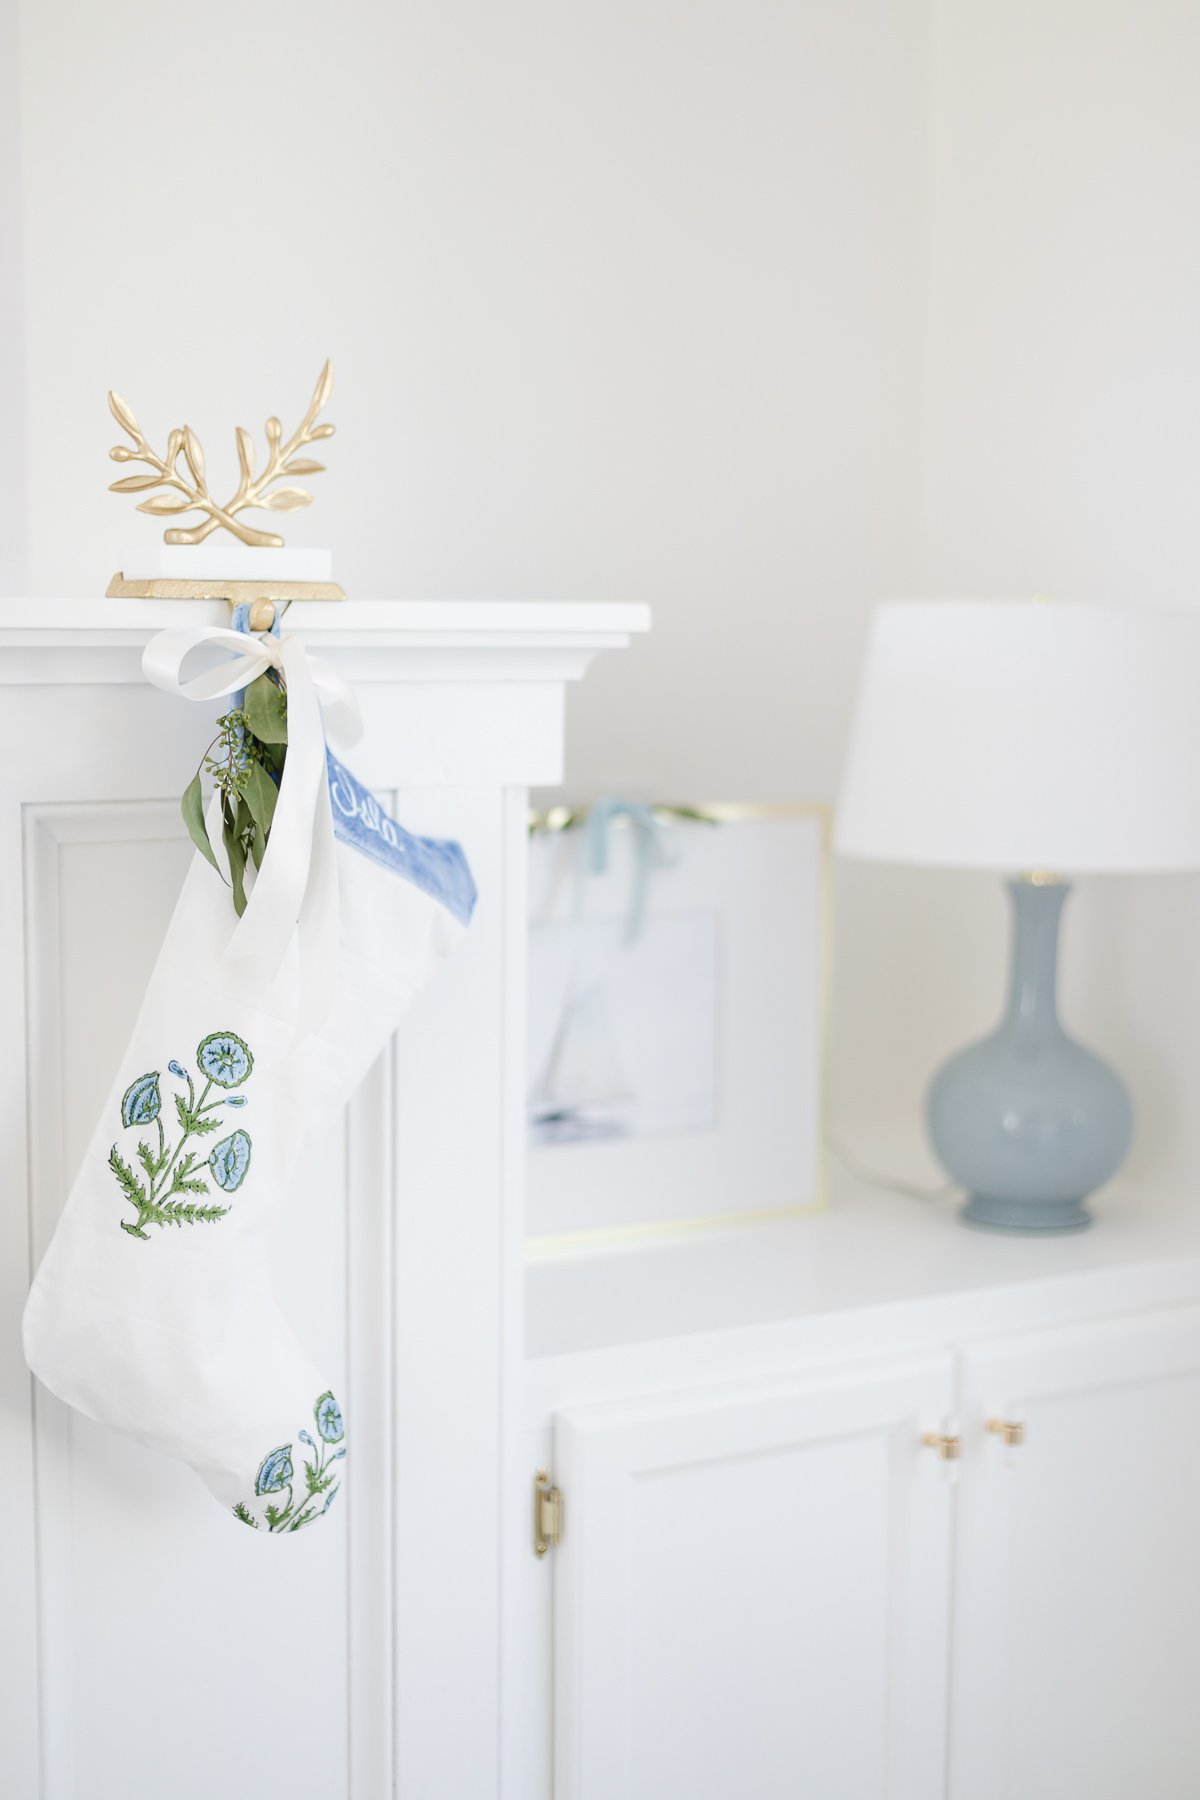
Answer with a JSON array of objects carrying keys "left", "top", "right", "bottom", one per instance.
[{"left": 835, "top": 600, "right": 1200, "bottom": 1232}]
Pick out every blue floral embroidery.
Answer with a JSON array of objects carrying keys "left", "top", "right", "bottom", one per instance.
[
  {"left": 197, "top": 1031, "right": 254, "bottom": 1088},
  {"left": 120, "top": 1072, "right": 161, "bottom": 1128},
  {"left": 111, "top": 1031, "right": 254, "bottom": 1238},
  {"left": 255, "top": 1445, "right": 294, "bottom": 1495},
  {"left": 209, "top": 1128, "right": 252, "bottom": 1192},
  {"left": 234, "top": 1392, "right": 346, "bottom": 1532},
  {"left": 315, "top": 1391, "right": 344, "bottom": 1443}
]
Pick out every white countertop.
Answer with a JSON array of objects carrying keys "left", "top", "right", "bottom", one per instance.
[{"left": 525, "top": 1168, "right": 1200, "bottom": 1367}]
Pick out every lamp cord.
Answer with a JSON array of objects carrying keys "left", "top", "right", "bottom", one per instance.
[{"left": 826, "top": 1131, "right": 961, "bottom": 1203}]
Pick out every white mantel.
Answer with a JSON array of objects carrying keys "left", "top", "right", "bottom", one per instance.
[
  {"left": 0, "top": 599, "right": 650, "bottom": 791},
  {"left": 0, "top": 596, "right": 646, "bottom": 1800},
  {"left": 0, "top": 598, "right": 649, "bottom": 668}
]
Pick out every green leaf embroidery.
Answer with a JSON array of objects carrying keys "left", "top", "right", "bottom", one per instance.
[
  {"left": 152, "top": 1198, "right": 229, "bottom": 1227},
  {"left": 168, "top": 1173, "right": 210, "bottom": 1197},
  {"left": 113, "top": 1034, "right": 254, "bottom": 1238},
  {"left": 234, "top": 1393, "right": 345, "bottom": 1532},
  {"left": 109, "top": 1146, "right": 147, "bottom": 1211}
]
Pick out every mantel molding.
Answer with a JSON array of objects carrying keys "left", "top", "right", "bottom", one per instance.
[{"left": 0, "top": 598, "right": 651, "bottom": 686}]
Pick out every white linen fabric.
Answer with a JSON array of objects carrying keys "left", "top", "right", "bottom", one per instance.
[{"left": 22, "top": 832, "right": 466, "bottom": 1534}]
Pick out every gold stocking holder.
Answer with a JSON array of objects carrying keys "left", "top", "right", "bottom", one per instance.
[{"left": 104, "top": 360, "right": 347, "bottom": 628}]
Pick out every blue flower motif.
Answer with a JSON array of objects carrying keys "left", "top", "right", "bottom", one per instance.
[
  {"left": 298, "top": 1430, "right": 314, "bottom": 1447},
  {"left": 323, "top": 1485, "right": 339, "bottom": 1513},
  {"left": 168, "top": 1060, "right": 187, "bottom": 1080},
  {"left": 224, "top": 1095, "right": 248, "bottom": 1108},
  {"left": 255, "top": 1445, "right": 293, "bottom": 1495},
  {"left": 120, "top": 1072, "right": 161, "bottom": 1128},
  {"left": 196, "top": 1031, "right": 253, "bottom": 1089},
  {"left": 315, "top": 1391, "right": 344, "bottom": 1444},
  {"left": 209, "top": 1128, "right": 252, "bottom": 1192}
]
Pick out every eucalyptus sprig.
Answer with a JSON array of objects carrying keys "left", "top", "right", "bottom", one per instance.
[
  {"left": 107, "top": 360, "right": 335, "bottom": 548},
  {"left": 182, "top": 674, "right": 289, "bottom": 916}
]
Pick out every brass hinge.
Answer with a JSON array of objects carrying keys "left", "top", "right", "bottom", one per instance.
[
  {"left": 922, "top": 1429, "right": 962, "bottom": 1462},
  {"left": 533, "top": 1469, "right": 563, "bottom": 1557},
  {"left": 986, "top": 1417, "right": 1026, "bottom": 1448}
]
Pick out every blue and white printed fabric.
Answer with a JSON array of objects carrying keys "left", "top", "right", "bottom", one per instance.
[{"left": 326, "top": 750, "right": 476, "bottom": 927}]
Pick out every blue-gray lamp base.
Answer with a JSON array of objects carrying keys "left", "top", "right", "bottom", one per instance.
[
  {"left": 959, "top": 1192, "right": 1092, "bottom": 1234},
  {"left": 927, "top": 878, "right": 1133, "bottom": 1234}
]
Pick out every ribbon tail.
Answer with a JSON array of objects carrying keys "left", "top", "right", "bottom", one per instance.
[{"left": 294, "top": 773, "right": 341, "bottom": 1036}]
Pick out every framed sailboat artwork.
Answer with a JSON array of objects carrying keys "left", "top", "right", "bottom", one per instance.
[{"left": 525, "top": 802, "right": 829, "bottom": 1243}]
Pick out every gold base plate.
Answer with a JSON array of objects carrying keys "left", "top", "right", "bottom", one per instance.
[{"left": 106, "top": 574, "right": 345, "bottom": 603}]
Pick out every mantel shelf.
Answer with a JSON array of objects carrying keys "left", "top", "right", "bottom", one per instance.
[
  {"left": 0, "top": 597, "right": 651, "bottom": 684},
  {"left": 0, "top": 596, "right": 650, "bottom": 644}
]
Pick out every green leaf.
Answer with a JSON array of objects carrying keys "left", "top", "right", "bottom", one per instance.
[
  {"left": 258, "top": 734, "right": 287, "bottom": 776},
  {"left": 242, "top": 761, "right": 278, "bottom": 839},
  {"left": 190, "top": 1114, "right": 220, "bottom": 1137},
  {"left": 233, "top": 1501, "right": 259, "bottom": 1529},
  {"left": 243, "top": 674, "right": 288, "bottom": 745},
  {"left": 136, "top": 1140, "right": 160, "bottom": 1179},
  {"left": 222, "top": 800, "right": 248, "bottom": 917},
  {"left": 182, "top": 774, "right": 220, "bottom": 871}
]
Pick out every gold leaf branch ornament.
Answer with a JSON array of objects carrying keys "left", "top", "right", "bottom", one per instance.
[{"left": 107, "top": 361, "right": 336, "bottom": 548}]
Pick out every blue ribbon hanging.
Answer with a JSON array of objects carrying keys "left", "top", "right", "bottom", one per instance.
[{"left": 585, "top": 798, "right": 674, "bottom": 943}]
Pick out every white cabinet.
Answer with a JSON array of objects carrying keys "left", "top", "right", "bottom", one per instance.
[
  {"left": 553, "top": 1355, "right": 955, "bottom": 1800},
  {"left": 541, "top": 1281, "right": 1200, "bottom": 1800},
  {"left": 950, "top": 1303, "right": 1200, "bottom": 1800}
]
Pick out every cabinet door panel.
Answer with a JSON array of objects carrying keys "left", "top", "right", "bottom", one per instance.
[
  {"left": 554, "top": 1354, "right": 955, "bottom": 1800},
  {"left": 951, "top": 1304, "right": 1200, "bottom": 1800}
]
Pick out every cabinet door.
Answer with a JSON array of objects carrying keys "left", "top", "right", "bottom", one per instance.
[
  {"left": 554, "top": 1353, "right": 955, "bottom": 1800},
  {"left": 951, "top": 1304, "right": 1200, "bottom": 1800}
]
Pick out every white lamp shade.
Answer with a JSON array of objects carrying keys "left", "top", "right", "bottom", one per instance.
[{"left": 835, "top": 601, "right": 1200, "bottom": 873}]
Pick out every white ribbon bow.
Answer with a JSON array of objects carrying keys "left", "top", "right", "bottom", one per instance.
[{"left": 142, "top": 625, "right": 362, "bottom": 1034}]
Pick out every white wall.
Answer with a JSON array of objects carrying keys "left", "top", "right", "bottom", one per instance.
[
  {"left": 13, "top": 0, "right": 928, "bottom": 829},
  {"left": 11, "top": 1, "right": 1200, "bottom": 1179},
  {"left": 0, "top": 0, "right": 27, "bottom": 592},
  {"left": 855, "top": 0, "right": 1200, "bottom": 1182}
]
